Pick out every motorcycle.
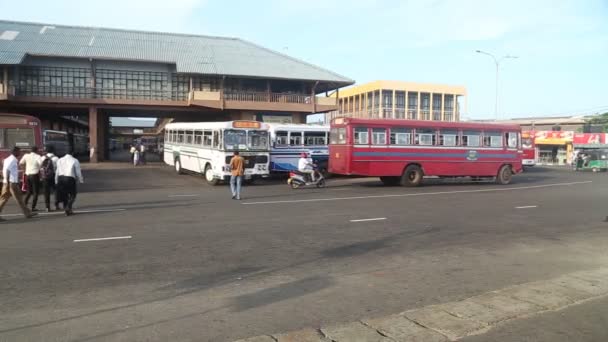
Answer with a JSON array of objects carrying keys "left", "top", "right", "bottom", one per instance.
[{"left": 287, "top": 168, "right": 326, "bottom": 189}]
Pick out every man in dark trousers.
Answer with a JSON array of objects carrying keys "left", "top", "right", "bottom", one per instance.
[
  {"left": 55, "top": 148, "right": 84, "bottom": 216},
  {"left": 20, "top": 145, "right": 41, "bottom": 212},
  {"left": 40, "top": 145, "right": 59, "bottom": 212}
]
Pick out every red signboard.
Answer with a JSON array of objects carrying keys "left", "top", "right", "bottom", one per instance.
[{"left": 573, "top": 133, "right": 604, "bottom": 145}]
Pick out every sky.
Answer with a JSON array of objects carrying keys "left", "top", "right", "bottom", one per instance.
[{"left": 1, "top": 0, "right": 607, "bottom": 120}]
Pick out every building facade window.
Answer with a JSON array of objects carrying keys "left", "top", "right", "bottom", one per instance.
[
  {"left": 420, "top": 93, "right": 431, "bottom": 120},
  {"left": 432, "top": 94, "right": 442, "bottom": 120},
  {"left": 395, "top": 91, "right": 406, "bottom": 119},
  {"left": 381, "top": 90, "right": 393, "bottom": 118},
  {"left": 407, "top": 92, "right": 418, "bottom": 120},
  {"left": 17, "top": 66, "right": 92, "bottom": 98}
]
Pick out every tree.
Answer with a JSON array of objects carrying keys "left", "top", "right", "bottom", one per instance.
[{"left": 584, "top": 112, "right": 608, "bottom": 133}]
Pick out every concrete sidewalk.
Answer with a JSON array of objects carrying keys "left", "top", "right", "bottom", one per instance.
[{"left": 235, "top": 267, "right": 608, "bottom": 342}]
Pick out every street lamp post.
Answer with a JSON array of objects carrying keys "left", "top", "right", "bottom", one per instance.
[{"left": 476, "top": 50, "right": 518, "bottom": 120}]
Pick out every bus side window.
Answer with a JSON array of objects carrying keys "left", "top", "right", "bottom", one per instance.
[
  {"left": 178, "top": 130, "right": 185, "bottom": 144},
  {"left": 462, "top": 130, "right": 480, "bottom": 147},
  {"left": 507, "top": 132, "right": 518, "bottom": 148},
  {"left": 203, "top": 131, "right": 212, "bottom": 147},
  {"left": 304, "top": 131, "right": 327, "bottom": 145},
  {"left": 275, "top": 131, "right": 288, "bottom": 146},
  {"left": 212, "top": 131, "right": 219, "bottom": 148},
  {"left": 371, "top": 128, "right": 387, "bottom": 145},
  {"left": 289, "top": 131, "right": 302, "bottom": 146},
  {"left": 440, "top": 129, "right": 458, "bottom": 146},
  {"left": 194, "top": 130, "right": 203, "bottom": 145},
  {"left": 483, "top": 132, "right": 502, "bottom": 147},
  {"left": 415, "top": 128, "right": 436, "bottom": 146},
  {"left": 390, "top": 128, "right": 412, "bottom": 145},
  {"left": 354, "top": 127, "right": 369, "bottom": 144}
]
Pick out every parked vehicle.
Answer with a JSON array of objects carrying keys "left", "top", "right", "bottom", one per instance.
[
  {"left": 267, "top": 123, "right": 329, "bottom": 175},
  {"left": 329, "top": 117, "right": 523, "bottom": 186},
  {"left": 164, "top": 121, "right": 270, "bottom": 185},
  {"left": 43, "top": 130, "right": 88, "bottom": 157}
]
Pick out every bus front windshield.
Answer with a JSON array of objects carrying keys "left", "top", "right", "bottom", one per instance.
[{"left": 223, "top": 129, "right": 269, "bottom": 151}]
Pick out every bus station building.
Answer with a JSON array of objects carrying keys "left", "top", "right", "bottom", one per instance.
[{"left": 0, "top": 20, "right": 353, "bottom": 162}]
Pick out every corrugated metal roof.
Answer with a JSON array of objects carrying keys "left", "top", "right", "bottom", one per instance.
[{"left": 0, "top": 20, "right": 353, "bottom": 85}]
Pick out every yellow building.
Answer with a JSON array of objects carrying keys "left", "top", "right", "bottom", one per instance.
[{"left": 327, "top": 80, "right": 467, "bottom": 122}]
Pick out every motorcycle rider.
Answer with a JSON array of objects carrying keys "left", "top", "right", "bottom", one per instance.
[{"left": 297, "top": 152, "right": 316, "bottom": 182}]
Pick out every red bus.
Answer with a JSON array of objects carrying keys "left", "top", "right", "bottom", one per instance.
[
  {"left": 329, "top": 118, "right": 523, "bottom": 186},
  {"left": 521, "top": 131, "right": 536, "bottom": 166},
  {"left": 0, "top": 113, "right": 43, "bottom": 163}
]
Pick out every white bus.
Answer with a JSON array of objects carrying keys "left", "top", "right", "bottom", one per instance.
[
  {"left": 267, "top": 123, "right": 330, "bottom": 173},
  {"left": 164, "top": 121, "right": 270, "bottom": 185}
]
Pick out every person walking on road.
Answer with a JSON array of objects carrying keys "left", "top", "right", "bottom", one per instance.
[
  {"left": 229, "top": 151, "right": 245, "bottom": 200},
  {"left": 55, "top": 148, "right": 83, "bottom": 216},
  {"left": 0, "top": 147, "right": 37, "bottom": 220},
  {"left": 20, "top": 145, "right": 42, "bottom": 212},
  {"left": 139, "top": 144, "right": 146, "bottom": 165},
  {"left": 130, "top": 145, "right": 136, "bottom": 164},
  {"left": 133, "top": 146, "right": 140, "bottom": 166},
  {"left": 40, "top": 145, "right": 59, "bottom": 212}
]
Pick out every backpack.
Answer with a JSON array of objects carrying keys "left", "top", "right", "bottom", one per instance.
[{"left": 40, "top": 157, "right": 55, "bottom": 181}]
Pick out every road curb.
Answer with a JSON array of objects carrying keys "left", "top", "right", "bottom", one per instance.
[{"left": 233, "top": 267, "right": 608, "bottom": 342}]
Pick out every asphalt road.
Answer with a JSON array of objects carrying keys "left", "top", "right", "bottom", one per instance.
[{"left": 1, "top": 165, "right": 607, "bottom": 341}]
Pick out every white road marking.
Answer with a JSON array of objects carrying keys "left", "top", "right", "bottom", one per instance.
[
  {"left": 0, "top": 208, "right": 126, "bottom": 217},
  {"left": 74, "top": 236, "right": 132, "bottom": 242},
  {"left": 242, "top": 181, "right": 592, "bottom": 205},
  {"left": 350, "top": 217, "right": 387, "bottom": 222},
  {"left": 168, "top": 194, "right": 199, "bottom": 198},
  {"left": 515, "top": 205, "right": 537, "bottom": 209}
]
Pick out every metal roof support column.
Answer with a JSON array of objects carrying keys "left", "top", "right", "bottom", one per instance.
[
  {"left": 430, "top": 93, "right": 434, "bottom": 121},
  {"left": 220, "top": 76, "right": 225, "bottom": 110},
  {"left": 379, "top": 89, "right": 383, "bottom": 119},
  {"left": 441, "top": 93, "right": 445, "bottom": 121},
  {"left": 2, "top": 67, "right": 7, "bottom": 95},
  {"left": 266, "top": 80, "right": 271, "bottom": 102},
  {"left": 188, "top": 76, "right": 193, "bottom": 104},
  {"left": 417, "top": 91, "right": 421, "bottom": 120},
  {"left": 90, "top": 59, "right": 96, "bottom": 99},
  {"left": 312, "top": 81, "right": 318, "bottom": 113},
  {"left": 405, "top": 90, "right": 409, "bottom": 119},
  {"left": 89, "top": 106, "right": 100, "bottom": 163},
  {"left": 392, "top": 89, "right": 396, "bottom": 119}
]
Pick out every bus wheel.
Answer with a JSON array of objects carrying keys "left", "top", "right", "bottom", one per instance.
[
  {"left": 400, "top": 165, "right": 423, "bottom": 187},
  {"left": 496, "top": 165, "right": 512, "bottom": 185},
  {"left": 380, "top": 176, "right": 400, "bottom": 186},
  {"left": 174, "top": 159, "right": 183, "bottom": 175},
  {"left": 205, "top": 165, "right": 219, "bottom": 186}
]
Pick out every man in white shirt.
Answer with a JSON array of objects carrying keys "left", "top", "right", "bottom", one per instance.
[
  {"left": 55, "top": 148, "right": 84, "bottom": 216},
  {"left": 297, "top": 152, "right": 316, "bottom": 182},
  {"left": 40, "top": 145, "right": 60, "bottom": 212},
  {"left": 0, "top": 147, "right": 36, "bottom": 220},
  {"left": 20, "top": 145, "right": 42, "bottom": 212}
]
